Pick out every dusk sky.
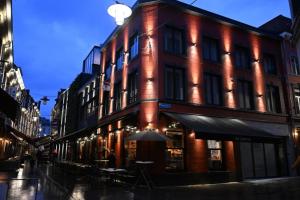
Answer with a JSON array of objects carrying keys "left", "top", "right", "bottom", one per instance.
[{"left": 12, "top": 0, "right": 290, "bottom": 119}]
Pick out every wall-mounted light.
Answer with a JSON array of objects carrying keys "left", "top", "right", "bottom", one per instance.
[
  {"left": 146, "top": 77, "right": 154, "bottom": 82},
  {"left": 123, "top": 51, "right": 129, "bottom": 56},
  {"left": 253, "top": 59, "right": 260, "bottom": 63},
  {"left": 191, "top": 43, "right": 197, "bottom": 47},
  {"left": 192, "top": 83, "right": 200, "bottom": 88},
  {"left": 256, "top": 94, "right": 263, "bottom": 98},
  {"left": 122, "top": 89, "right": 127, "bottom": 92},
  {"left": 225, "top": 89, "right": 233, "bottom": 93},
  {"left": 110, "top": 97, "right": 114, "bottom": 100},
  {"left": 111, "top": 63, "right": 116, "bottom": 67},
  {"left": 224, "top": 51, "right": 231, "bottom": 55}
]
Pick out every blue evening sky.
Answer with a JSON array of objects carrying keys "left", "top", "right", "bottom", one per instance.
[{"left": 12, "top": 0, "right": 290, "bottom": 119}]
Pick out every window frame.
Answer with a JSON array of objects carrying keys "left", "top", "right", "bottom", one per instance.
[
  {"left": 129, "top": 33, "right": 139, "bottom": 61},
  {"left": 234, "top": 45, "right": 251, "bottom": 70},
  {"left": 204, "top": 73, "right": 223, "bottom": 106},
  {"left": 113, "top": 81, "right": 122, "bottom": 112},
  {"left": 263, "top": 54, "right": 277, "bottom": 75},
  {"left": 265, "top": 84, "right": 281, "bottom": 113},
  {"left": 291, "top": 56, "right": 300, "bottom": 75},
  {"left": 164, "top": 65, "right": 186, "bottom": 101},
  {"left": 207, "top": 140, "right": 224, "bottom": 171},
  {"left": 116, "top": 48, "right": 124, "bottom": 71},
  {"left": 237, "top": 80, "right": 255, "bottom": 110},
  {"left": 202, "top": 36, "right": 220, "bottom": 63},
  {"left": 127, "top": 70, "right": 139, "bottom": 105},
  {"left": 163, "top": 25, "right": 186, "bottom": 55}
]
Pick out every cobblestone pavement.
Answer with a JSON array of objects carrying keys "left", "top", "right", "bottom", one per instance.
[{"left": 1, "top": 162, "right": 300, "bottom": 200}]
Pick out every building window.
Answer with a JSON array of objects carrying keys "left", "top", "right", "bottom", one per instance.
[
  {"left": 102, "top": 91, "right": 110, "bottom": 116},
  {"left": 113, "top": 82, "right": 122, "bottom": 112},
  {"left": 235, "top": 46, "right": 251, "bottom": 69},
  {"left": 237, "top": 80, "right": 254, "bottom": 110},
  {"left": 116, "top": 48, "right": 124, "bottom": 71},
  {"left": 127, "top": 71, "right": 138, "bottom": 104},
  {"left": 166, "top": 131, "right": 184, "bottom": 171},
  {"left": 204, "top": 73, "right": 222, "bottom": 106},
  {"left": 266, "top": 85, "right": 281, "bottom": 113},
  {"left": 202, "top": 37, "right": 220, "bottom": 62},
  {"left": 293, "top": 85, "right": 300, "bottom": 114},
  {"left": 164, "top": 26, "right": 185, "bottom": 55},
  {"left": 129, "top": 34, "right": 139, "bottom": 60},
  {"left": 207, "top": 140, "right": 223, "bottom": 170},
  {"left": 291, "top": 56, "right": 300, "bottom": 75},
  {"left": 263, "top": 54, "right": 277, "bottom": 75},
  {"left": 105, "top": 60, "right": 112, "bottom": 80},
  {"left": 164, "top": 66, "right": 185, "bottom": 101}
]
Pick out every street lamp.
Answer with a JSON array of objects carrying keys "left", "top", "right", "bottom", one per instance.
[{"left": 107, "top": 1, "right": 132, "bottom": 26}]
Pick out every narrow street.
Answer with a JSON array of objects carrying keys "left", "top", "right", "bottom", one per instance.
[{"left": 1, "top": 162, "right": 300, "bottom": 200}]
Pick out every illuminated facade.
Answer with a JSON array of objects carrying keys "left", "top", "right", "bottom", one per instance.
[{"left": 54, "top": 0, "right": 296, "bottom": 182}]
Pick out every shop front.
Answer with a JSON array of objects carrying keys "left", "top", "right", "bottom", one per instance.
[{"left": 161, "top": 112, "right": 290, "bottom": 181}]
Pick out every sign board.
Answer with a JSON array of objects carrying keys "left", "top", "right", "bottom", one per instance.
[{"left": 159, "top": 103, "right": 172, "bottom": 109}]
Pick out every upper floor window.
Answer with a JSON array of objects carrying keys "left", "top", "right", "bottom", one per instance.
[
  {"left": 204, "top": 73, "right": 222, "bottom": 106},
  {"left": 164, "top": 26, "right": 185, "bottom": 55},
  {"left": 113, "top": 82, "right": 122, "bottom": 112},
  {"left": 237, "top": 80, "right": 254, "bottom": 110},
  {"left": 293, "top": 85, "right": 300, "bottom": 114},
  {"left": 105, "top": 60, "right": 112, "bottom": 80},
  {"left": 116, "top": 48, "right": 124, "bottom": 71},
  {"left": 291, "top": 56, "right": 300, "bottom": 75},
  {"left": 129, "top": 34, "right": 139, "bottom": 60},
  {"left": 263, "top": 54, "right": 277, "bottom": 75},
  {"left": 235, "top": 46, "right": 251, "bottom": 69},
  {"left": 127, "top": 71, "right": 138, "bottom": 104},
  {"left": 165, "top": 66, "right": 185, "bottom": 101},
  {"left": 102, "top": 91, "right": 110, "bottom": 116},
  {"left": 202, "top": 37, "right": 220, "bottom": 62},
  {"left": 266, "top": 84, "right": 281, "bottom": 113}
]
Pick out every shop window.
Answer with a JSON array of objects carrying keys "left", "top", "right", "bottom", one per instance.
[
  {"left": 204, "top": 73, "right": 223, "bottom": 106},
  {"left": 164, "top": 26, "right": 185, "bottom": 55},
  {"left": 237, "top": 80, "right": 254, "bottom": 110},
  {"left": 207, "top": 140, "right": 223, "bottom": 170},
  {"left": 129, "top": 34, "right": 139, "bottom": 60},
  {"left": 165, "top": 66, "right": 185, "bottom": 101},
  {"left": 166, "top": 131, "right": 184, "bottom": 170},
  {"left": 265, "top": 84, "right": 281, "bottom": 113},
  {"left": 263, "top": 54, "right": 277, "bottom": 75},
  {"left": 127, "top": 71, "right": 138, "bottom": 104},
  {"left": 291, "top": 56, "right": 300, "bottom": 75},
  {"left": 235, "top": 46, "right": 251, "bottom": 69},
  {"left": 202, "top": 36, "right": 220, "bottom": 62}
]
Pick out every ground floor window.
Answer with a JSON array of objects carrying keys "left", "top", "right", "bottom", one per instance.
[
  {"left": 207, "top": 140, "right": 223, "bottom": 170},
  {"left": 166, "top": 131, "right": 184, "bottom": 170},
  {"left": 124, "top": 140, "right": 136, "bottom": 167}
]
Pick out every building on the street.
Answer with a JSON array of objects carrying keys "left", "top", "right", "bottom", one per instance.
[
  {"left": 51, "top": 46, "right": 101, "bottom": 161},
  {"left": 52, "top": 0, "right": 299, "bottom": 182},
  {"left": 0, "top": 0, "right": 40, "bottom": 163},
  {"left": 39, "top": 117, "right": 50, "bottom": 137},
  {"left": 289, "top": 0, "right": 300, "bottom": 60}
]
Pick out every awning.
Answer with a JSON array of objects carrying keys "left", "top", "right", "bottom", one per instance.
[
  {"left": 164, "top": 112, "right": 286, "bottom": 139},
  {"left": 0, "top": 88, "right": 20, "bottom": 121}
]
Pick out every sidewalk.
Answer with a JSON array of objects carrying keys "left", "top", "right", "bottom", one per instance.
[
  {"left": 1, "top": 162, "right": 300, "bottom": 200},
  {"left": 39, "top": 163, "right": 300, "bottom": 200}
]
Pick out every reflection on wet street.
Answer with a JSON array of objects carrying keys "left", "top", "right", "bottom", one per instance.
[{"left": 1, "top": 162, "right": 300, "bottom": 200}]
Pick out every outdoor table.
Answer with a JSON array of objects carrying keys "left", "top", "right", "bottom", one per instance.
[
  {"left": 133, "top": 161, "right": 154, "bottom": 190},
  {"left": 100, "top": 168, "right": 127, "bottom": 183}
]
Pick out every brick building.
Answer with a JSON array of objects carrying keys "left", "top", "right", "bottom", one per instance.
[{"left": 53, "top": 0, "right": 298, "bottom": 181}]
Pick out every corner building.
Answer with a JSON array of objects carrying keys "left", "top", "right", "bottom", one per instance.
[{"left": 95, "top": 0, "right": 294, "bottom": 181}]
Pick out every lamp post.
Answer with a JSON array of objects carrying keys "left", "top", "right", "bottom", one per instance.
[{"left": 107, "top": 1, "right": 132, "bottom": 26}]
